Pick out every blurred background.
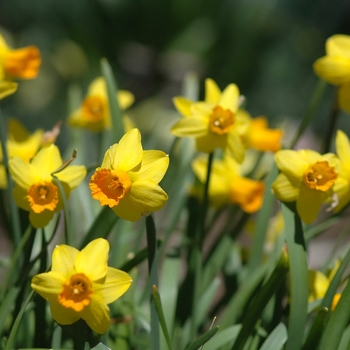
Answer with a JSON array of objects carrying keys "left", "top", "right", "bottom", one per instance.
[{"left": 0, "top": 0, "right": 350, "bottom": 150}]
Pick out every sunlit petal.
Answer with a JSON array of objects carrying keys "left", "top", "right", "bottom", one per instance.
[
  {"left": 31, "top": 271, "right": 65, "bottom": 302},
  {"left": 171, "top": 116, "right": 208, "bottom": 137},
  {"left": 205, "top": 78, "right": 221, "bottom": 104},
  {"left": 173, "top": 96, "right": 193, "bottom": 117},
  {"left": 51, "top": 244, "right": 79, "bottom": 277},
  {"left": 218, "top": 84, "right": 239, "bottom": 112}
]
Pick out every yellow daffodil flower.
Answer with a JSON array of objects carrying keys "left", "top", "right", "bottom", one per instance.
[
  {"left": 272, "top": 149, "right": 340, "bottom": 224},
  {"left": 0, "top": 33, "right": 41, "bottom": 80},
  {"left": 313, "top": 34, "right": 350, "bottom": 112},
  {"left": 0, "top": 80, "right": 17, "bottom": 99},
  {"left": 171, "top": 78, "right": 250, "bottom": 163},
  {"left": 333, "top": 130, "right": 350, "bottom": 212},
  {"left": 89, "top": 128, "right": 169, "bottom": 221},
  {"left": 244, "top": 116, "right": 283, "bottom": 152},
  {"left": 9, "top": 144, "right": 86, "bottom": 228},
  {"left": 0, "top": 118, "right": 44, "bottom": 189},
  {"left": 192, "top": 155, "right": 264, "bottom": 213},
  {"left": 67, "top": 76, "right": 135, "bottom": 132},
  {"left": 31, "top": 238, "right": 132, "bottom": 334}
]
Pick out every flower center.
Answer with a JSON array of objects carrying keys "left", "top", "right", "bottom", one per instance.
[
  {"left": 89, "top": 168, "right": 132, "bottom": 207},
  {"left": 82, "top": 96, "right": 106, "bottom": 123},
  {"left": 209, "top": 106, "right": 234, "bottom": 135},
  {"left": 4, "top": 46, "right": 41, "bottom": 79},
  {"left": 303, "top": 161, "right": 338, "bottom": 191},
  {"left": 58, "top": 273, "right": 93, "bottom": 312},
  {"left": 27, "top": 182, "right": 58, "bottom": 213}
]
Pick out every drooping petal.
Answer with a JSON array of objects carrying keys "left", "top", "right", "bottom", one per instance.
[
  {"left": 218, "top": 84, "right": 239, "bottom": 112},
  {"left": 31, "top": 271, "right": 65, "bottom": 302},
  {"left": 112, "top": 194, "right": 144, "bottom": 221},
  {"left": 9, "top": 157, "right": 40, "bottom": 189},
  {"left": 132, "top": 150, "right": 169, "bottom": 183},
  {"left": 55, "top": 165, "right": 87, "bottom": 190},
  {"left": 274, "top": 150, "right": 309, "bottom": 180},
  {"left": 326, "top": 34, "right": 350, "bottom": 58},
  {"left": 12, "top": 185, "right": 30, "bottom": 210},
  {"left": 81, "top": 294, "right": 110, "bottom": 334},
  {"left": 31, "top": 144, "right": 63, "bottom": 180},
  {"left": 117, "top": 90, "right": 134, "bottom": 110},
  {"left": 105, "top": 129, "right": 143, "bottom": 172},
  {"left": 205, "top": 78, "right": 221, "bottom": 104},
  {"left": 29, "top": 210, "right": 56, "bottom": 229},
  {"left": 296, "top": 185, "right": 326, "bottom": 224},
  {"left": 171, "top": 115, "right": 209, "bottom": 137},
  {"left": 195, "top": 133, "right": 226, "bottom": 153},
  {"left": 51, "top": 244, "right": 79, "bottom": 277},
  {"left": 333, "top": 177, "right": 350, "bottom": 213},
  {"left": 94, "top": 267, "right": 132, "bottom": 304},
  {"left": 0, "top": 80, "right": 17, "bottom": 99},
  {"left": 313, "top": 56, "right": 350, "bottom": 85},
  {"left": 173, "top": 97, "right": 194, "bottom": 117},
  {"left": 338, "top": 82, "right": 350, "bottom": 113},
  {"left": 50, "top": 300, "right": 81, "bottom": 325},
  {"left": 226, "top": 131, "right": 245, "bottom": 164},
  {"left": 75, "top": 238, "right": 109, "bottom": 281},
  {"left": 271, "top": 173, "right": 299, "bottom": 202}
]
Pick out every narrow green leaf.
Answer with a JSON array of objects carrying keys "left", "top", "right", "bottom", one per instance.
[
  {"left": 185, "top": 326, "right": 219, "bottom": 350},
  {"left": 0, "top": 286, "right": 20, "bottom": 333},
  {"left": 260, "top": 323, "right": 288, "bottom": 350},
  {"left": 282, "top": 203, "right": 308, "bottom": 350},
  {"left": 202, "top": 325, "right": 241, "bottom": 350}
]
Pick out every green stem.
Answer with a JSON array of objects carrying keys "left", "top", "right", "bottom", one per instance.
[{"left": 146, "top": 214, "right": 160, "bottom": 350}]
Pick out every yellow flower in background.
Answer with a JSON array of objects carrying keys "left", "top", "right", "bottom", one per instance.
[
  {"left": 171, "top": 78, "right": 250, "bottom": 163},
  {"left": 0, "top": 80, "right": 17, "bottom": 99},
  {"left": 67, "top": 76, "right": 135, "bottom": 132},
  {"left": 9, "top": 144, "right": 86, "bottom": 228},
  {"left": 244, "top": 116, "right": 283, "bottom": 152},
  {"left": 272, "top": 149, "right": 340, "bottom": 224},
  {"left": 313, "top": 34, "right": 350, "bottom": 112},
  {"left": 0, "top": 33, "right": 41, "bottom": 80},
  {"left": 0, "top": 118, "right": 44, "bottom": 189},
  {"left": 90, "top": 128, "right": 169, "bottom": 221},
  {"left": 192, "top": 155, "right": 264, "bottom": 213},
  {"left": 31, "top": 238, "right": 132, "bottom": 334}
]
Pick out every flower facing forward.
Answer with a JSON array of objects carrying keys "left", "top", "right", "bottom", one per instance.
[
  {"left": 313, "top": 34, "right": 350, "bottom": 112},
  {"left": 9, "top": 144, "right": 86, "bottom": 228},
  {"left": 0, "top": 33, "right": 41, "bottom": 80},
  {"left": 192, "top": 155, "right": 264, "bottom": 213},
  {"left": 171, "top": 78, "right": 250, "bottom": 163},
  {"left": 67, "top": 76, "right": 135, "bottom": 132},
  {"left": 272, "top": 149, "right": 340, "bottom": 224},
  {"left": 31, "top": 238, "right": 132, "bottom": 334},
  {"left": 89, "top": 128, "right": 169, "bottom": 221}
]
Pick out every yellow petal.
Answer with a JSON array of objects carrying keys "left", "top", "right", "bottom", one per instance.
[
  {"left": 271, "top": 173, "right": 299, "bottom": 202},
  {"left": 313, "top": 56, "right": 350, "bottom": 85},
  {"left": 274, "top": 150, "right": 309, "bottom": 179},
  {"left": 173, "top": 96, "right": 194, "bottom": 117},
  {"left": 29, "top": 210, "right": 55, "bottom": 228},
  {"left": 94, "top": 267, "right": 132, "bottom": 304},
  {"left": 218, "top": 84, "right": 239, "bottom": 112},
  {"left": 326, "top": 34, "right": 350, "bottom": 58},
  {"left": 75, "top": 238, "right": 109, "bottom": 281},
  {"left": 9, "top": 157, "right": 39, "bottom": 189},
  {"left": 103, "top": 129, "right": 142, "bottom": 171},
  {"left": 133, "top": 150, "right": 169, "bottom": 183},
  {"left": 336, "top": 130, "right": 350, "bottom": 164},
  {"left": 0, "top": 80, "right": 17, "bottom": 99},
  {"left": 0, "top": 34, "right": 10, "bottom": 51},
  {"left": 50, "top": 300, "right": 81, "bottom": 325},
  {"left": 12, "top": 185, "right": 30, "bottom": 210},
  {"left": 338, "top": 82, "right": 350, "bottom": 113},
  {"left": 51, "top": 244, "right": 79, "bottom": 277},
  {"left": 333, "top": 177, "right": 350, "bottom": 213},
  {"left": 117, "top": 90, "right": 134, "bottom": 110},
  {"left": 31, "top": 271, "right": 65, "bottom": 302},
  {"left": 296, "top": 184, "right": 326, "bottom": 224},
  {"left": 308, "top": 270, "right": 329, "bottom": 302},
  {"left": 31, "top": 144, "right": 63, "bottom": 179},
  {"left": 87, "top": 77, "right": 106, "bottom": 96},
  {"left": 0, "top": 165, "right": 7, "bottom": 189},
  {"left": 205, "top": 78, "right": 221, "bottom": 104},
  {"left": 226, "top": 131, "right": 245, "bottom": 164},
  {"left": 81, "top": 294, "right": 110, "bottom": 334},
  {"left": 55, "top": 165, "right": 86, "bottom": 190},
  {"left": 171, "top": 116, "right": 209, "bottom": 137},
  {"left": 112, "top": 194, "right": 143, "bottom": 221},
  {"left": 195, "top": 133, "right": 226, "bottom": 153}
]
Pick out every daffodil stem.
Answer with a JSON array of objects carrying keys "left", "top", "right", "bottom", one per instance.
[
  {"left": 146, "top": 214, "right": 160, "bottom": 350},
  {"left": 322, "top": 87, "right": 340, "bottom": 154}
]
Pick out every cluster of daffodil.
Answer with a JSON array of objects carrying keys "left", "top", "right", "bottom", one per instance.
[{"left": 2, "top": 30, "right": 350, "bottom": 350}]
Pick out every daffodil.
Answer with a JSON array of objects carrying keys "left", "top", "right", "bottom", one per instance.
[
  {"left": 0, "top": 80, "right": 17, "bottom": 99},
  {"left": 313, "top": 34, "right": 350, "bottom": 112},
  {"left": 31, "top": 238, "right": 132, "bottom": 334},
  {"left": 89, "top": 128, "right": 169, "bottom": 221},
  {"left": 171, "top": 78, "right": 250, "bottom": 163},
  {"left": 0, "top": 118, "right": 44, "bottom": 189},
  {"left": 244, "top": 116, "right": 283, "bottom": 152},
  {"left": 333, "top": 130, "right": 350, "bottom": 212},
  {"left": 0, "top": 33, "right": 41, "bottom": 80},
  {"left": 192, "top": 155, "right": 264, "bottom": 213},
  {"left": 67, "top": 76, "right": 135, "bottom": 132},
  {"left": 9, "top": 144, "right": 86, "bottom": 228},
  {"left": 272, "top": 149, "right": 340, "bottom": 224}
]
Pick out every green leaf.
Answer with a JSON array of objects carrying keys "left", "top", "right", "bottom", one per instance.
[
  {"left": 260, "top": 323, "right": 288, "bottom": 350},
  {"left": 184, "top": 326, "right": 219, "bottom": 350},
  {"left": 203, "top": 325, "right": 241, "bottom": 350},
  {"left": 0, "top": 286, "right": 20, "bottom": 333},
  {"left": 282, "top": 203, "right": 308, "bottom": 350}
]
